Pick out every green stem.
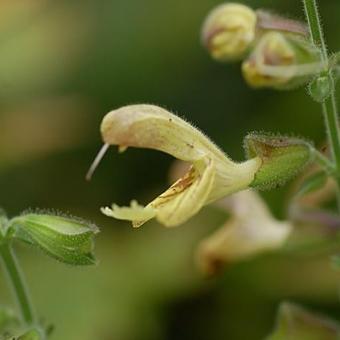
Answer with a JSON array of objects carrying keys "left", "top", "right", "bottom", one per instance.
[
  {"left": 303, "top": 0, "right": 328, "bottom": 61},
  {"left": 312, "top": 147, "right": 336, "bottom": 173},
  {"left": 0, "top": 242, "right": 35, "bottom": 325},
  {"left": 303, "top": 0, "right": 340, "bottom": 207},
  {"left": 322, "top": 78, "right": 340, "bottom": 172}
]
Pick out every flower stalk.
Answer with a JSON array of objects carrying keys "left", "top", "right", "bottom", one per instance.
[
  {"left": 0, "top": 242, "right": 35, "bottom": 326},
  {"left": 0, "top": 213, "right": 35, "bottom": 326},
  {"left": 311, "top": 147, "right": 336, "bottom": 174},
  {"left": 303, "top": 0, "right": 340, "bottom": 210}
]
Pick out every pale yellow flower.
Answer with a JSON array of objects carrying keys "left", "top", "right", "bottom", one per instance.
[
  {"left": 90, "top": 105, "right": 311, "bottom": 229},
  {"left": 202, "top": 3, "right": 257, "bottom": 61},
  {"left": 197, "top": 189, "right": 292, "bottom": 275},
  {"left": 99, "top": 104, "right": 262, "bottom": 228}
]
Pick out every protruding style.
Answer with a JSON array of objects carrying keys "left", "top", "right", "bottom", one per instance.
[{"left": 86, "top": 143, "right": 110, "bottom": 181}]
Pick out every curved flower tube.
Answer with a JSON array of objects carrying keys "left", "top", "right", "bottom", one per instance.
[
  {"left": 99, "top": 104, "right": 262, "bottom": 228},
  {"left": 197, "top": 190, "right": 292, "bottom": 275}
]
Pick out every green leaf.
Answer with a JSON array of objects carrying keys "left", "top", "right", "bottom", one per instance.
[
  {"left": 9, "top": 213, "right": 99, "bottom": 266},
  {"left": 266, "top": 302, "right": 340, "bottom": 340},
  {"left": 294, "top": 171, "right": 328, "bottom": 199}
]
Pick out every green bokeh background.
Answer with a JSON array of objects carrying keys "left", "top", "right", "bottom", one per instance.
[{"left": 0, "top": 0, "right": 340, "bottom": 339}]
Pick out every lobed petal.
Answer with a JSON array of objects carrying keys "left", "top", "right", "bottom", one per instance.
[
  {"left": 151, "top": 157, "right": 215, "bottom": 227},
  {"left": 101, "top": 200, "right": 156, "bottom": 227},
  {"left": 102, "top": 157, "right": 215, "bottom": 228}
]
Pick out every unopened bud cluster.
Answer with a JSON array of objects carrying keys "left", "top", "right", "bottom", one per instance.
[{"left": 202, "top": 2, "right": 324, "bottom": 89}]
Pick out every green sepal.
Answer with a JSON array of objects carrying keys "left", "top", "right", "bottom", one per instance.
[
  {"left": 244, "top": 133, "right": 313, "bottom": 190},
  {"left": 266, "top": 302, "right": 340, "bottom": 340},
  {"left": 275, "top": 34, "right": 323, "bottom": 91},
  {"left": 9, "top": 213, "right": 99, "bottom": 266}
]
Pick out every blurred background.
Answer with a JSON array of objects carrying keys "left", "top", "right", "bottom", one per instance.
[{"left": 0, "top": 0, "right": 340, "bottom": 339}]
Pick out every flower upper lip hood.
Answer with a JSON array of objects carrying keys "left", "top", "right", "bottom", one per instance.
[
  {"left": 100, "top": 104, "right": 262, "bottom": 228},
  {"left": 101, "top": 104, "right": 226, "bottom": 163}
]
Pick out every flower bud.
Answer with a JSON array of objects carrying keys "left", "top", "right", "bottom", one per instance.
[
  {"left": 267, "top": 302, "right": 340, "bottom": 339},
  {"left": 244, "top": 133, "right": 313, "bottom": 190},
  {"left": 308, "top": 76, "right": 331, "bottom": 102},
  {"left": 201, "top": 3, "right": 257, "bottom": 61},
  {"left": 10, "top": 213, "right": 99, "bottom": 265},
  {"left": 242, "top": 32, "right": 322, "bottom": 89}
]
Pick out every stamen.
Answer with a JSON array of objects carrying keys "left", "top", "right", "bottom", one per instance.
[{"left": 86, "top": 143, "right": 110, "bottom": 181}]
